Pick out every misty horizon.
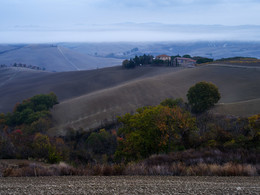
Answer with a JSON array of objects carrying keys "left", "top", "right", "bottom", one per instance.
[
  {"left": 1, "top": 0, "right": 260, "bottom": 43},
  {"left": 1, "top": 23, "right": 260, "bottom": 43}
]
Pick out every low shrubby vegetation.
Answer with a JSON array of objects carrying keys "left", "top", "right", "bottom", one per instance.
[
  {"left": 215, "top": 57, "right": 258, "bottom": 62},
  {"left": 0, "top": 82, "right": 259, "bottom": 177},
  {"left": 215, "top": 57, "right": 260, "bottom": 66}
]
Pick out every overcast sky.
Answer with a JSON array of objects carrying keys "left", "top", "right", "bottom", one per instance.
[{"left": 1, "top": 0, "right": 260, "bottom": 42}]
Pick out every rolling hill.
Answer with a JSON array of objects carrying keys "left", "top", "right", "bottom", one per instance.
[
  {"left": 50, "top": 64, "right": 260, "bottom": 134},
  {"left": 2, "top": 41, "right": 260, "bottom": 73},
  {"left": 0, "top": 44, "right": 122, "bottom": 72},
  {"left": 0, "top": 66, "right": 183, "bottom": 113},
  {"left": 1, "top": 63, "right": 260, "bottom": 135},
  {"left": 60, "top": 41, "right": 260, "bottom": 60}
]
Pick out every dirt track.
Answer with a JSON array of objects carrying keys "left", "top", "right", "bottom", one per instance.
[{"left": 0, "top": 176, "right": 259, "bottom": 194}]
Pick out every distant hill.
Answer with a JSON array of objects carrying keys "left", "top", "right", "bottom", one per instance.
[
  {"left": 60, "top": 41, "right": 260, "bottom": 60},
  {"left": 1, "top": 41, "right": 260, "bottom": 72},
  {"left": 0, "top": 44, "right": 122, "bottom": 72}
]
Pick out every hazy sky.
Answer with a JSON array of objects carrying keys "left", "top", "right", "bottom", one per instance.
[{"left": 1, "top": 0, "right": 260, "bottom": 42}]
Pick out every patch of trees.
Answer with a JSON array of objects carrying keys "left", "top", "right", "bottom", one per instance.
[
  {"left": 6, "top": 93, "right": 58, "bottom": 126},
  {"left": 182, "top": 54, "right": 192, "bottom": 58},
  {"left": 115, "top": 105, "right": 198, "bottom": 162},
  {"left": 0, "top": 63, "right": 45, "bottom": 71},
  {"left": 122, "top": 54, "right": 154, "bottom": 69},
  {"left": 122, "top": 54, "right": 178, "bottom": 69},
  {"left": 0, "top": 93, "right": 62, "bottom": 163},
  {"left": 193, "top": 56, "right": 214, "bottom": 64}
]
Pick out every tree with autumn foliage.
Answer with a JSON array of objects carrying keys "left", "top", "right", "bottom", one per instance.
[
  {"left": 32, "top": 133, "right": 62, "bottom": 163},
  {"left": 115, "top": 103, "right": 198, "bottom": 162}
]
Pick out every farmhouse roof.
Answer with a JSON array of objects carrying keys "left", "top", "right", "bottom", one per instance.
[{"left": 156, "top": 54, "right": 170, "bottom": 57}]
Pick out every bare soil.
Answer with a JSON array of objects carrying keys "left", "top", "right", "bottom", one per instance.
[{"left": 0, "top": 176, "right": 259, "bottom": 194}]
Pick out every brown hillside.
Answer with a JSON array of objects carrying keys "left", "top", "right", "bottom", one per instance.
[
  {"left": 0, "top": 66, "right": 183, "bottom": 113},
  {"left": 50, "top": 65, "right": 260, "bottom": 135}
]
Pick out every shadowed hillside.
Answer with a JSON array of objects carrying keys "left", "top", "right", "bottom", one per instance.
[{"left": 0, "top": 66, "right": 183, "bottom": 113}]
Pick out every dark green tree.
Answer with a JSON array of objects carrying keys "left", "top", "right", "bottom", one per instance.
[
  {"left": 187, "top": 82, "right": 221, "bottom": 113},
  {"left": 182, "top": 54, "right": 191, "bottom": 58},
  {"left": 160, "top": 98, "right": 184, "bottom": 108},
  {"left": 86, "top": 129, "right": 117, "bottom": 155}
]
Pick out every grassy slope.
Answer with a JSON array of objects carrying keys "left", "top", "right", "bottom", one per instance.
[{"left": 50, "top": 65, "right": 260, "bottom": 135}]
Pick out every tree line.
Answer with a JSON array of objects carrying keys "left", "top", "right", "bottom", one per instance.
[
  {"left": 0, "top": 63, "right": 45, "bottom": 71},
  {"left": 122, "top": 54, "right": 214, "bottom": 69}
]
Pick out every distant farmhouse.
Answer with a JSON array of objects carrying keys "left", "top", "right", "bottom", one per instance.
[
  {"left": 156, "top": 54, "right": 196, "bottom": 67},
  {"left": 173, "top": 57, "right": 196, "bottom": 67},
  {"left": 156, "top": 54, "right": 171, "bottom": 61}
]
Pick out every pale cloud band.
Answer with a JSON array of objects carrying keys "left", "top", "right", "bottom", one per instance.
[{"left": 0, "top": 0, "right": 259, "bottom": 42}]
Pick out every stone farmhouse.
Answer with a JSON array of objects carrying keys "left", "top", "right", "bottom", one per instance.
[
  {"left": 156, "top": 54, "right": 171, "bottom": 61},
  {"left": 156, "top": 54, "right": 197, "bottom": 67},
  {"left": 173, "top": 57, "right": 196, "bottom": 67}
]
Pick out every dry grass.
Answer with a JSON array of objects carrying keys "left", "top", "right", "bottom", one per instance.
[
  {"left": 1, "top": 159, "right": 258, "bottom": 177},
  {"left": 124, "top": 162, "right": 258, "bottom": 176},
  {"left": 146, "top": 149, "right": 260, "bottom": 165},
  {"left": 216, "top": 58, "right": 260, "bottom": 66},
  {"left": 1, "top": 162, "right": 78, "bottom": 177},
  {"left": 0, "top": 161, "right": 126, "bottom": 177},
  {"left": 214, "top": 98, "right": 260, "bottom": 117},
  {"left": 0, "top": 66, "right": 179, "bottom": 114}
]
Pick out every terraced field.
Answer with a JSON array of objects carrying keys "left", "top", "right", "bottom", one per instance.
[{"left": 0, "top": 176, "right": 259, "bottom": 194}]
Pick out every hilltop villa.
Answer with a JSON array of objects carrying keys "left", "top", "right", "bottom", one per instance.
[{"left": 156, "top": 54, "right": 171, "bottom": 61}]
